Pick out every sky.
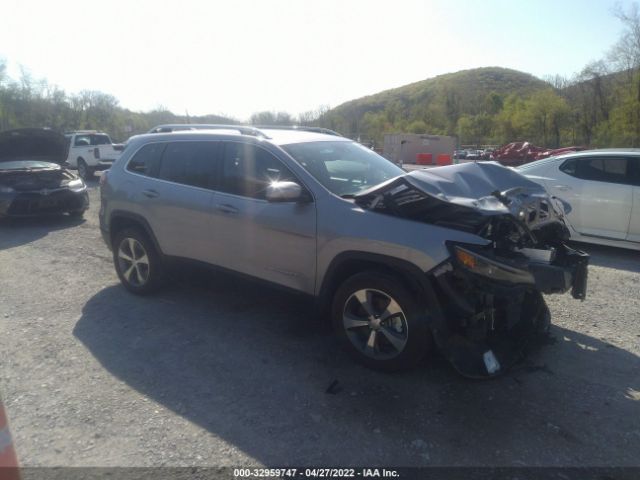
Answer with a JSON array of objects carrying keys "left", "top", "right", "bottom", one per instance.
[{"left": 0, "top": 0, "right": 635, "bottom": 121}]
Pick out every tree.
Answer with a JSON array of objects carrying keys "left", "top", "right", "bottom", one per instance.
[
  {"left": 406, "top": 120, "right": 428, "bottom": 134},
  {"left": 249, "top": 110, "right": 294, "bottom": 125},
  {"left": 609, "top": 1, "right": 640, "bottom": 143},
  {"left": 522, "top": 90, "right": 570, "bottom": 147}
]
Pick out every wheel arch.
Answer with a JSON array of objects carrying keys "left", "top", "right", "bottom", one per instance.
[
  {"left": 317, "top": 251, "right": 435, "bottom": 311},
  {"left": 108, "top": 211, "right": 163, "bottom": 256}
]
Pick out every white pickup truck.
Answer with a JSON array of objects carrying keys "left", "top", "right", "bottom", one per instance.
[{"left": 64, "top": 131, "right": 124, "bottom": 179}]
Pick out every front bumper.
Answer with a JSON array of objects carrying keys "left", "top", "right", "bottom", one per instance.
[
  {"left": 529, "top": 244, "right": 588, "bottom": 300},
  {"left": 0, "top": 188, "right": 89, "bottom": 217},
  {"left": 428, "top": 243, "right": 589, "bottom": 378}
]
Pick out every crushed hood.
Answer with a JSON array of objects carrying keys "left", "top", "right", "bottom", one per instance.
[
  {"left": 355, "top": 161, "right": 569, "bottom": 247},
  {"left": 0, "top": 128, "right": 69, "bottom": 165}
]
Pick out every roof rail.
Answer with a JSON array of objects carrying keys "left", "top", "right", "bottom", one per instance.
[
  {"left": 148, "top": 124, "right": 270, "bottom": 139},
  {"left": 253, "top": 125, "right": 342, "bottom": 137},
  {"left": 65, "top": 130, "right": 99, "bottom": 134}
]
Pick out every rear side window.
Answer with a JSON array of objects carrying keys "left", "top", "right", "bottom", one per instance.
[
  {"left": 576, "top": 157, "right": 629, "bottom": 184},
  {"left": 157, "top": 141, "right": 219, "bottom": 189},
  {"left": 559, "top": 159, "right": 577, "bottom": 176},
  {"left": 220, "top": 142, "right": 296, "bottom": 199},
  {"left": 629, "top": 157, "right": 640, "bottom": 186},
  {"left": 90, "top": 134, "right": 111, "bottom": 145},
  {"left": 560, "top": 156, "right": 633, "bottom": 185},
  {"left": 126, "top": 142, "right": 165, "bottom": 177}
]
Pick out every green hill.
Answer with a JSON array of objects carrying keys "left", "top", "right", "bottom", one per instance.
[{"left": 318, "top": 67, "right": 550, "bottom": 144}]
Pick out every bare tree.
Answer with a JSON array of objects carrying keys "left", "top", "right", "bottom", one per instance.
[
  {"left": 610, "top": 2, "right": 640, "bottom": 76},
  {"left": 609, "top": 2, "right": 640, "bottom": 142}
]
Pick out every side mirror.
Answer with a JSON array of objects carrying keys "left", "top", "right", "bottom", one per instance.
[
  {"left": 113, "top": 143, "right": 125, "bottom": 152},
  {"left": 266, "top": 181, "right": 307, "bottom": 202}
]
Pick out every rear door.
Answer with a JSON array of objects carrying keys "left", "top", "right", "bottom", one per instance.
[
  {"left": 210, "top": 141, "right": 317, "bottom": 293},
  {"left": 548, "top": 156, "right": 633, "bottom": 240},
  {"left": 144, "top": 141, "right": 220, "bottom": 261}
]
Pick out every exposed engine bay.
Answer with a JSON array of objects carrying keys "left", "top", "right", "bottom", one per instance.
[
  {"left": 1, "top": 167, "right": 76, "bottom": 191},
  {"left": 0, "top": 128, "right": 89, "bottom": 218},
  {"left": 355, "top": 162, "right": 589, "bottom": 378}
]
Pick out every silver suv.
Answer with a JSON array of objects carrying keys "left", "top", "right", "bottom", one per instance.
[{"left": 99, "top": 126, "right": 589, "bottom": 377}]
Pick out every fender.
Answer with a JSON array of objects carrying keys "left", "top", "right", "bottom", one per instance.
[{"left": 317, "top": 251, "right": 451, "bottom": 345}]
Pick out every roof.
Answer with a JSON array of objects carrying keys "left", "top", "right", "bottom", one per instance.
[
  {"left": 517, "top": 148, "right": 640, "bottom": 170},
  {"left": 139, "top": 126, "right": 350, "bottom": 146}
]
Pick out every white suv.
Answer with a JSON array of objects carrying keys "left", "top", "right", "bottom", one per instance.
[{"left": 65, "top": 131, "right": 123, "bottom": 180}]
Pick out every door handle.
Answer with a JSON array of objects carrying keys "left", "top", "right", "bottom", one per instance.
[
  {"left": 216, "top": 204, "right": 239, "bottom": 215},
  {"left": 554, "top": 184, "right": 572, "bottom": 191},
  {"left": 142, "top": 189, "right": 159, "bottom": 198}
]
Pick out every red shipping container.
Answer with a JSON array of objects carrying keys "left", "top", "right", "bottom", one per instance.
[
  {"left": 436, "top": 154, "right": 451, "bottom": 166},
  {"left": 416, "top": 153, "right": 432, "bottom": 165}
]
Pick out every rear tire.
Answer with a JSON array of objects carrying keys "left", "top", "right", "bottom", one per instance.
[
  {"left": 113, "top": 227, "right": 165, "bottom": 294},
  {"left": 331, "top": 271, "right": 432, "bottom": 371},
  {"left": 77, "top": 158, "right": 93, "bottom": 180}
]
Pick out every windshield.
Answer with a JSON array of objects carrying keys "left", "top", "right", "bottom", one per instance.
[{"left": 282, "top": 141, "right": 404, "bottom": 196}]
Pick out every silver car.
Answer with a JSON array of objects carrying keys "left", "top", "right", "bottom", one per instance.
[{"left": 99, "top": 126, "right": 589, "bottom": 377}]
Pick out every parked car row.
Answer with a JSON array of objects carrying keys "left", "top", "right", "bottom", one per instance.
[
  {"left": 453, "top": 148, "right": 494, "bottom": 160},
  {"left": 10, "top": 124, "right": 640, "bottom": 381},
  {"left": 18, "top": 126, "right": 640, "bottom": 377}
]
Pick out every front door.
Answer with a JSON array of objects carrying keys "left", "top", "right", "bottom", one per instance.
[{"left": 210, "top": 141, "right": 317, "bottom": 293}]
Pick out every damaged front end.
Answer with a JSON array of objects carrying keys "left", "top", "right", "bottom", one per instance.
[{"left": 355, "top": 162, "right": 589, "bottom": 378}]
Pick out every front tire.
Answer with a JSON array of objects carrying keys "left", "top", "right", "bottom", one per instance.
[
  {"left": 77, "top": 158, "right": 93, "bottom": 180},
  {"left": 331, "top": 271, "right": 432, "bottom": 371},
  {"left": 113, "top": 227, "right": 165, "bottom": 294}
]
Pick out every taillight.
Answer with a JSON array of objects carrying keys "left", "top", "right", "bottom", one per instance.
[{"left": 94, "top": 147, "right": 100, "bottom": 159}]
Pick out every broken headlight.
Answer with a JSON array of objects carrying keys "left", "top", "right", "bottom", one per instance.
[
  {"left": 66, "top": 178, "right": 86, "bottom": 192},
  {"left": 450, "top": 245, "right": 534, "bottom": 285}
]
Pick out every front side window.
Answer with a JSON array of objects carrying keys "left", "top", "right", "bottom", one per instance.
[
  {"left": 282, "top": 141, "right": 404, "bottom": 196},
  {"left": 220, "top": 142, "right": 296, "bottom": 199},
  {"left": 126, "top": 142, "right": 165, "bottom": 177},
  {"left": 74, "top": 135, "right": 90, "bottom": 146},
  {"left": 157, "top": 141, "right": 219, "bottom": 189}
]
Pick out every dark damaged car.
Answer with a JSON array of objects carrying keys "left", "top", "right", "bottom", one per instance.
[
  {"left": 0, "top": 128, "right": 89, "bottom": 218},
  {"left": 99, "top": 130, "right": 588, "bottom": 378}
]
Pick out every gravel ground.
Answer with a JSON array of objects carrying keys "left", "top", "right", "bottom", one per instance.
[{"left": 1, "top": 181, "right": 639, "bottom": 467}]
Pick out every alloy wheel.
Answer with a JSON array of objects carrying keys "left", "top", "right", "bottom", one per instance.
[
  {"left": 342, "top": 288, "right": 409, "bottom": 360},
  {"left": 117, "top": 237, "right": 150, "bottom": 287}
]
